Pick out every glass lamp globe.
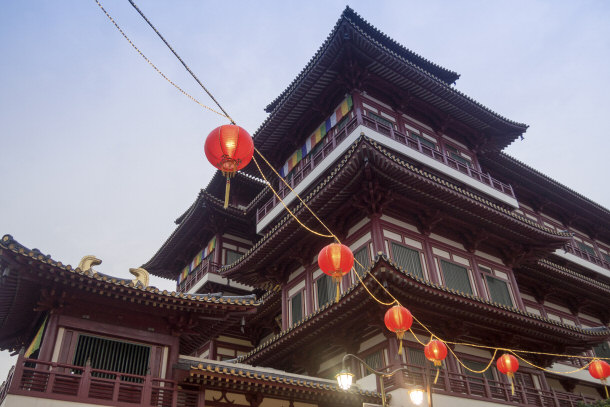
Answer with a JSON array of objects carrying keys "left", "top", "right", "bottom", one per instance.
[
  {"left": 409, "top": 387, "right": 425, "bottom": 405},
  {"left": 335, "top": 369, "right": 354, "bottom": 390}
]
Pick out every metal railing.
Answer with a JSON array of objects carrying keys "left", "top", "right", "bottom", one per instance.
[
  {"left": 177, "top": 259, "right": 220, "bottom": 293},
  {"left": 255, "top": 112, "right": 515, "bottom": 224},
  {"left": 3, "top": 354, "right": 200, "bottom": 407},
  {"left": 382, "top": 363, "right": 598, "bottom": 407}
]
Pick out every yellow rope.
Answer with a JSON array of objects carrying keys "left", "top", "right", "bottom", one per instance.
[
  {"left": 254, "top": 148, "right": 339, "bottom": 241},
  {"left": 252, "top": 156, "right": 334, "bottom": 238},
  {"left": 351, "top": 266, "right": 397, "bottom": 306}
]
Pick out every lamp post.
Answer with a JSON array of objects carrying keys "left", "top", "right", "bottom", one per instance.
[{"left": 335, "top": 353, "right": 429, "bottom": 406}]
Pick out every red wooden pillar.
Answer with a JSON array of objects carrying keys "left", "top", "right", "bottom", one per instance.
[
  {"left": 142, "top": 374, "right": 152, "bottom": 405},
  {"left": 422, "top": 237, "right": 439, "bottom": 284},
  {"left": 305, "top": 265, "right": 314, "bottom": 315},
  {"left": 470, "top": 263, "right": 488, "bottom": 301},
  {"left": 38, "top": 313, "right": 59, "bottom": 362},
  {"left": 281, "top": 287, "right": 288, "bottom": 331},
  {"left": 213, "top": 234, "right": 222, "bottom": 266},
  {"left": 78, "top": 360, "right": 92, "bottom": 399},
  {"left": 507, "top": 269, "right": 525, "bottom": 311},
  {"left": 370, "top": 214, "right": 385, "bottom": 256}
]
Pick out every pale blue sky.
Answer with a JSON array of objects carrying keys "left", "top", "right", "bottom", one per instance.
[{"left": 1, "top": 0, "right": 609, "bottom": 379}]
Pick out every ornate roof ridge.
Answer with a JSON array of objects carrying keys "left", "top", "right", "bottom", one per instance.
[
  {"left": 0, "top": 234, "right": 259, "bottom": 307},
  {"left": 496, "top": 152, "right": 610, "bottom": 216},
  {"left": 184, "top": 358, "right": 382, "bottom": 398},
  {"left": 536, "top": 258, "right": 610, "bottom": 292},
  {"left": 236, "top": 254, "right": 608, "bottom": 363}
]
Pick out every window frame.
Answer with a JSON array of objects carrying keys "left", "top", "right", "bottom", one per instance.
[
  {"left": 478, "top": 265, "right": 515, "bottom": 308},
  {"left": 438, "top": 258, "right": 475, "bottom": 296}
]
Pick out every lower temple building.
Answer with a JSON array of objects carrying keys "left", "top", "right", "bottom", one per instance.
[{"left": 1, "top": 7, "right": 609, "bottom": 407}]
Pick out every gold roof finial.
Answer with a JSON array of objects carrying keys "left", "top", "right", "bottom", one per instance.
[
  {"left": 129, "top": 267, "right": 149, "bottom": 288},
  {"left": 77, "top": 255, "right": 102, "bottom": 274}
]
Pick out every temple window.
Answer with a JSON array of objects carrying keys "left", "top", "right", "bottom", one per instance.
[
  {"left": 290, "top": 291, "right": 303, "bottom": 325},
  {"left": 390, "top": 242, "right": 424, "bottom": 279},
  {"left": 315, "top": 274, "right": 334, "bottom": 309},
  {"left": 407, "top": 347, "right": 427, "bottom": 367},
  {"left": 439, "top": 260, "right": 473, "bottom": 295},
  {"left": 593, "top": 342, "right": 610, "bottom": 359},
  {"left": 479, "top": 266, "right": 514, "bottom": 308},
  {"left": 72, "top": 334, "right": 150, "bottom": 379},
  {"left": 462, "top": 359, "right": 496, "bottom": 382},
  {"left": 576, "top": 241, "right": 596, "bottom": 257},
  {"left": 225, "top": 249, "right": 241, "bottom": 265},
  {"left": 363, "top": 349, "right": 384, "bottom": 371},
  {"left": 445, "top": 144, "right": 473, "bottom": 168},
  {"left": 353, "top": 245, "right": 371, "bottom": 277},
  {"left": 366, "top": 111, "right": 393, "bottom": 128}
]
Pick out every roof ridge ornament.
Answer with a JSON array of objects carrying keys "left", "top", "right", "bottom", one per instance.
[
  {"left": 129, "top": 267, "right": 150, "bottom": 288},
  {"left": 77, "top": 255, "right": 101, "bottom": 275}
]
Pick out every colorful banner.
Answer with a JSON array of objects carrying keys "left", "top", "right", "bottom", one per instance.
[
  {"left": 178, "top": 236, "right": 216, "bottom": 284},
  {"left": 279, "top": 95, "right": 353, "bottom": 177},
  {"left": 25, "top": 315, "right": 48, "bottom": 357}
]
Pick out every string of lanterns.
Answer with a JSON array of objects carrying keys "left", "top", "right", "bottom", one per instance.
[{"left": 203, "top": 124, "right": 610, "bottom": 398}]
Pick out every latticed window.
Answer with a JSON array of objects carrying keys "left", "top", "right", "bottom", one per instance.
[
  {"left": 445, "top": 145, "right": 472, "bottom": 167},
  {"left": 408, "top": 348, "right": 427, "bottom": 366},
  {"left": 411, "top": 133, "right": 436, "bottom": 149},
  {"left": 73, "top": 335, "right": 150, "bottom": 379},
  {"left": 291, "top": 293, "right": 303, "bottom": 325},
  {"left": 602, "top": 253, "right": 610, "bottom": 264},
  {"left": 316, "top": 274, "right": 334, "bottom": 308},
  {"left": 577, "top": 242, "right": 596, "bottom": 257},
  {"left": 353, "top": 246, "right": 370, "bottom": 276},
  {"left": 391, "top": 243, "right": 424, "bottom": 278},
  {"left": 594, "top": 342, "right": 610, "bottom": 359},
  {"left": 364, "top": 350, "right": 383, "bottom": 371},
  {"left": 440, "top": 260, "right": 473, "bottom": 295},
  {"left": 462, "top": 360, "right": 495, "bottom": 382},
  {"left": 367, "top": 111, "right": 392, "bottom": 128},
  {"left": 485, "top": 275, "right": 513, "bottom": 307},
  {"left": 225, "top": 249, "right": 241, "bottom": 265}
]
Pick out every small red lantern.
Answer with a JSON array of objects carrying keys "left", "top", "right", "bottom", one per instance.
[
  {"left": 424, "top": 339, "right": 447, "bottom": 383},
  {"left": 588, "top": 359, "right": 610, "bottom": 398},
  {"left": 204, "top": 125, "right": 254, "bottom": 208},
  {"left": 384, "top": 305, "right": 413, "bottom": 355},
  {"left": 497, "top": 354, "right": 519, "bottom": 395},
  {"left": 318, "top": 243, "right": 354, "bottom": 302}
]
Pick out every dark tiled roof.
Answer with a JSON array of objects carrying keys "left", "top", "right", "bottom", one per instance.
[{"left": 265, "top": 6, "right": 459, "bottom": 113}]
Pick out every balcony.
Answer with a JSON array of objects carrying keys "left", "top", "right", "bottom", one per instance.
[
  {"left": 1, "top": 354, "right": 201, "bottom": 407},
  {"left": 256, "top": 112, "right": 517, "bottom": 231},
  {"left": 177, "top": 259, "right": 220, "bottom": 293},
  {"left": 555, "top": 243, "right": 610, "bottom": 280},
  {"left": 383, "top": 363, "right": 598, "bottom": 407}
]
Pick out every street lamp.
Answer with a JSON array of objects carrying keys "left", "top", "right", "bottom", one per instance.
[{"left": 335, "top": 353, "right": 426, "bottom": 406}]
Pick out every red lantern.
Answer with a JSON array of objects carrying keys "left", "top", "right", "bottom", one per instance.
[
  {"left": 497, "top": 354, "right": 519, "bottom": 395},
  {"left": 424, "top": 339, "right": 448, "bottom": 383},
  {"left": 384, "top": 305, "right": 413, "bottom": 355},
  {"left": 589, "top": 359, "right": 610, "bottom": 398},
  {"left": 318, "top": 243, "right": 354, "bottom": 302},
  {"left": 204, "top": 125, "right": 254, "bottom": 208}
]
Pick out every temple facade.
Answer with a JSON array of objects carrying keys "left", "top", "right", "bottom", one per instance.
[{"left": 1, "top": 7, "right": 609, "bottom": 407}]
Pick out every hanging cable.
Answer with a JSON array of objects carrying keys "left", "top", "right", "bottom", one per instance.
[
  {"left": 94, "top": 0, "right": 231, "bottom": 120},
  {"left": 126, "top": 0, "right": 235, "bottom": 124}
]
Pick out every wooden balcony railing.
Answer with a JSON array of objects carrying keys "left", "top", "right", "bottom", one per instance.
[
  {"left": 382, "top": 363, "right": 597, "bottom": 407},
  {"left": 256, "top": 113, "right": 515, "bottom": 224},
  {"left": 2, "top": 354, "right": 201, "bottom": 407},
  {"left": 563, "top": 242, "right": 610, "bottom": 271},
  {"left": 177, "top": 259, "right": 220, "bottom": 293}
]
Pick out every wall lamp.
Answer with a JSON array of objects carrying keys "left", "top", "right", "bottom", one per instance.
[{"left": 335, "top": 353, "right": 429, "bottom": 406}]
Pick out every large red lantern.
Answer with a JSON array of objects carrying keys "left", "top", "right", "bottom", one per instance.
[
  {"left": 424, "top": 339, "right": 448, "bottom": 383},
  {"left": 384, "top": 305, "right": 413, "bottom": 355},
  {"left": 589, "top": 359, "right": 610, "bottom": 398},
  {"left": 497, "top": 354, "right": 519, "bottom": 395},
  {"left": 318, "top": 243, "right": 354, "bottom": 302},
  {"left": 204, "top": 125, "right": 254, "bottom": 208}
]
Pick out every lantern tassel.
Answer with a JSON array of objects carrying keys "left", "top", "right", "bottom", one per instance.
[
  {"left": 224, "top": 177, "right": 231, "bottom": 208},
  {"left": 335, "top": 282, "right": 341, "bottom": 302},
  {"left": 397, "top": 331, "right": 404, "bottom": 355},
  {"left": 603, "top": 378, "right": 609, "bottom": 399},
  {"left": 508, "top": 373, "right": 515, "bottom": 396},
  {"left": 433, "top": 361, "right": 442, "bottom": 384}
]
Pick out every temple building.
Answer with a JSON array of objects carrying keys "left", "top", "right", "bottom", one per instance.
[{"left": 1, "top": 7, "right": 609, "bottom": 407}]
